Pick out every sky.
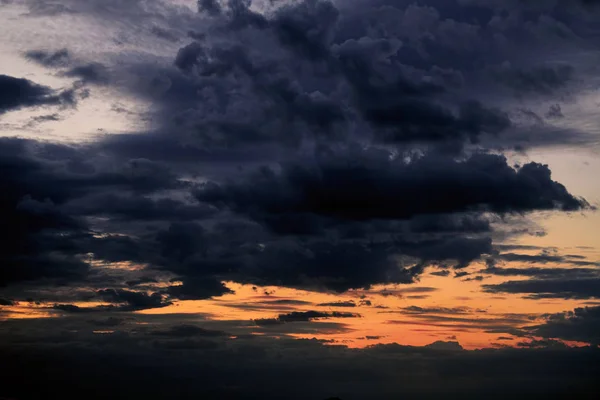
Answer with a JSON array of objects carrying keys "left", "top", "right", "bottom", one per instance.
[{"left": 1, "top": 0, "right": 600, "bottom": 399}]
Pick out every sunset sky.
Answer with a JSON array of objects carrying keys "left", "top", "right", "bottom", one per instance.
[{"left": 1, "top": 1, "right": 600, "bottom": 399}]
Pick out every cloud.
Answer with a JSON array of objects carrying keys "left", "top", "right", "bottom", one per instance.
[
  {"left": 63, "top": 63, "right": 110, "bottom": 84},
  {"left": 525, "top": 306, "right": 600, "bottom": 345},
  {"left": 153, "top": 324, "right": 228, "bottom": 338},
  {"left": 318, "top": 301, "right": 357, "bottom": 308},
  {"left": 198, "top": 0, "right": 222, "bottom": 16},
  {"left": 0, "top": 139, "right": 89, "bottom": 286},
  {"left": 259, "top": 299, "right": 314, "bottom": 306},
  {"left": 25, "top": 49, "right": 71, "bottom": 67},
  {"left": 66, "top": 193, "right": 216, "bottom": 222},
  {"left": 126, "top": 277, "right": 159, "bottom": 287},
  {"left": 379, "top": 287, "right": 439, "bottom": 297},
  {"left": 0, "top": 297, "right": 15, "bottom": 306},
  {"left": 494, "top": 252, "right": 599, "bottom": 266},
  {"left": 492, "top": 63, "right": 575, "bottom": 95},
  {"left": 2, "top": 317, "right": 599, "bottom": 400},
  {"left": 96, "top": 288, "right": 171, "bottom": 311},
  {"left": 71, "top": 0, "right": 598, "bottom": 157},
  {"left": 0, "top": 74, "right": 73, "bottom": 114},
  {"left": 26, "top": 48, "right": 110, "bottom": 84},
  {"left": 254, "top": 310, "right": 361, "bottom": 326},
  {"left": 483, "top": 278, "right": 600, "bottom": 299},
  {"left": 52, "top": 303, "right": 98, "bottom": 313},
  {"left": 517, "top": 339, "right": 570, "bottom": 349},
  {"left": 0, "top": 5, "right": 598, "bottom": 400},
  {"left": 0, "top": 137, "right": 192, "bottom": 288},
  {"left": 25, "top": 113, "right": 62, "bottom": 127},
  {"left": 0, "top": 0, "right": 597, "bottom": 355},
  {"left": 197, "top": 149, "right": 588, "bottom": 226},
  {"left": 398, "top": 306, "right": 473, "bottom": 315},
  {"left": 386, "top": 313, "right": 534, "bottom": 332},
  {"left": 146, "top": 219, "right": 493, "bottom": 292},
  {"left": 165, "top": 5, "right": 512, "bottom": 148},
  {"left": 483, "top": 266, "right": 600, "bottom": 279},
  {"left": 164, "top": 278, "right": 234, "bottom": 300},
  {"left": 424, "top": 340, "right": 464, "bottom": 351},
  {"left": 52, "top": 288, "right": 172, "bottom": 312}
]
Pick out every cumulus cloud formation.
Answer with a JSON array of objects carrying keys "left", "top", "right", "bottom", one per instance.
[
  {"left": 0, "top": 0, "right": 596, "bottom": 306},
  {"left": 197, "top": 150, "right": 587, "bottom": 221},
  {"left": 1, "top": 0, "right": 600, "bottom": 397}
]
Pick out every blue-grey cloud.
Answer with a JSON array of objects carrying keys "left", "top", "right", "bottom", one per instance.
[{"left": 0, "top": 74, "right": 74, "bottom": 114}]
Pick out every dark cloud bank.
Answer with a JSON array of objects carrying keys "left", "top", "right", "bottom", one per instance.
[
  {"left": 0, "top": 314, "right": 599, "bottom": 400},
  {"left": 2, "top": 0, "right": 600, "bottom": 398},
  {"left": 0, "top": 74, "right": 76, "bottom": 114}
]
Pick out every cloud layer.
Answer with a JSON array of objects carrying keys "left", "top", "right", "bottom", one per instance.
[{"left": 1, "top": 3, "right": 600, "bottom": 395}]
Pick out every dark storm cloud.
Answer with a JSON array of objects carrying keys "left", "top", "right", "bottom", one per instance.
[
  {"left": 51, "top": 288, "right": 172, "bottom": 313},
  {"left": 196, "top": 149, "right": 588, "bottom": 224},
  {"left": 169, "top": 40, "right": 346, "bottom": 144},
  {"left": 16, "top": 0, "right": 594, "bottom": 197},
  {"left": 0, "top": 297, "right": 15, "bottom": 306},
  {"left": 164, "top": 278, "right": 234, "bottom": 300},
  {"left": 1, "top": 1, "right": 599, "bottom": 397},
  {"left": 2, "top": 317, "right": 599, "bottom": 400},
  {"left": 97, "top": 288, "right": 171, "bottom": 311},
  {"left": 525, "top": 306, "right": 600, "bottom": 345},
  {"left": 52, "top": 303, "right": 99, "bottom": 313},
  {"left": 0, "top": 74, "right": 72, "bottom": 114},
  {"left": 492, "top": 63, "right": 575, "bottom": 95},
  {"left": 2, "top": 0, "right": 596, "bottom": 308},
  {"left": 0, "top": 141, "right": 589, "bottom": 303},
  {"left": 173, "top": 41, "right": 205, "bottom": 71},
  {"left": 152, "top": 223, "right": 422, "bottom": 292},
  {"left": 198, "top": 0, "right": 222, "bottom": 16},
  {"left": 154, "top": 0, "right": 518, "bottom": 149},
  {"left": 483, "top": 278, "right": 600, "bottom": 299},
  {"left": 0, "top": 136, "right": 192, "bottom": 288},
  {"left": 143, "top": 211, "right": 497, "bottom": 292},
  {"left": 408, "top": 213, "right": 493, "bottom": 234},
  {"left": 21, "top": 0, "right": 600, "bottom": 151},
  {"left": 0, "top": 139, "right": 89, "bottom": 286},
  {"left": 1, "top": 138, "right": 183, "bottom": 200},
  {"left": 278, "top": 310, "right": 360, "bottom": 322},
  {"left": 546, "top": 104, "right": 564, "bottom": 119},
  {"left": 126, "top": 277, "right": 158, "bottom": 287},
  {"left": 66, "top": 193, "right": 216, "bottom": 222},
  {"left": 254, "top": 310, "right": 360, "bottom": 326}
]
